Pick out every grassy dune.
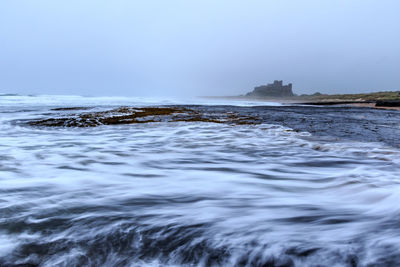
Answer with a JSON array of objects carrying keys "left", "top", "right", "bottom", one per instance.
[{"left": 300, "top": 91, "right": 400, "bottom": 101}]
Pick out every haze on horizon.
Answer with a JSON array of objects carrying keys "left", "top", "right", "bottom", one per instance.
[{"left": 0, "top": 0, "right": 399, "bottom": 97}]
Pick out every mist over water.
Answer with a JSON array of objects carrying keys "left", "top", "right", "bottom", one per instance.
[
  {"left": 1, "top": 95, "right": 400, "bottom": 266},
  {"left": 1, "top": 1, "right": 400, "bottom": 96}
]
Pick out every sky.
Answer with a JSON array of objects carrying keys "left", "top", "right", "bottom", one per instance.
[{"left": 0, "top": 0, "right": 399, "bottom": 97}]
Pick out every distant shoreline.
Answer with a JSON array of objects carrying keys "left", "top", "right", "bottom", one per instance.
[{"left": 203, "top": 91, "right": 400, "bottom": 110}]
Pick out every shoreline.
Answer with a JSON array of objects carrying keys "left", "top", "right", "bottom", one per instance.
[
  {"left": 202, "top": 96, "right": 400, "bottom": 110},
  {"left": 347, "top": 102, "right": 400, "bottom": 111}
]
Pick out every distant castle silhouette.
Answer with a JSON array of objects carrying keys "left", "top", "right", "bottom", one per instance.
[{"left": 246, "top": 80, "right": 294, "bottom": 97}]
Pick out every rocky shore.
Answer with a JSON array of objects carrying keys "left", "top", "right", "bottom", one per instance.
[
  {"left": 26, "top": 106, "right": 260, "bottom": 127},
  {"left": 17, "top": 104, "right": 400, "bottom": 147}
]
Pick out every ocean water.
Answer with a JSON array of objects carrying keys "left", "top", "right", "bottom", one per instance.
[{"left": 1, "top": 95, "right": 400, "bottom": 266}]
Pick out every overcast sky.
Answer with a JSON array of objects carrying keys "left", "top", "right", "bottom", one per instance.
[{"left": 0, "top": 0, "right": 399, "bottom": 96}]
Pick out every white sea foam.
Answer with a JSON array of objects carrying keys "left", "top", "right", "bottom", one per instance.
[
  {"left": 0, "top": 94, "right": 282, "bottom": 107},
  {"left": 1, "top": 95, "right": 400, "bottom": 266}
]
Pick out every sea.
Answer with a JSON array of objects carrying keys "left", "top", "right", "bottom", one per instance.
[{"left": 1, "top": 94, "right": 400, "bottom": 267}]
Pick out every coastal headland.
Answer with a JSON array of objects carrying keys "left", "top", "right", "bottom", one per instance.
[{"left": 207, "top": 80, "right": 400, "bottom": 110}]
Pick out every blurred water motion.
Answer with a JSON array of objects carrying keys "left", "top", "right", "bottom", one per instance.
[{"left": 1, "top": 95, "right": 400, "bottom": 266}]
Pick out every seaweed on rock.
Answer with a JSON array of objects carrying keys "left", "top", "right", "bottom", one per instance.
[{"left": 27, "top": 107, "right": 260, "bottom": 127}]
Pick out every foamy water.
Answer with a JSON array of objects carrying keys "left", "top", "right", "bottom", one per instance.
[{"left": 1, "top": 95, "right": 400, "bottom": 266}]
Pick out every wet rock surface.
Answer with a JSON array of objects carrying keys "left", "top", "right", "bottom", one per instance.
[
  {"left": 23, "top": 105, "right": 400, "bottom": 147},
  {"left": 26, "top": 106, "right": 261, "bottom": 127},
  {"left": 226, "top": 105, "right": 400, "bottom": 147}
]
